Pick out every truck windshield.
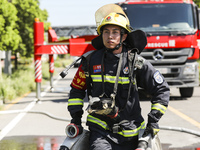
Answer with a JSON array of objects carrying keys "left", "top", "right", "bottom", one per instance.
[{"left": 121, "top": 3, "right": 195, "bottom": 32}]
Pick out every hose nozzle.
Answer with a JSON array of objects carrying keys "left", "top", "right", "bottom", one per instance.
[{"left": 65, "top": 123, "right": 79, "bottom": 138}]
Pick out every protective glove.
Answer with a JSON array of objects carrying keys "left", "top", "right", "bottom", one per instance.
[
  {"left": 142, "top": 123, "right": 160, "bottom": 138},
  {"left": 68, "top": 111, "right": 83, "bottom": 137},
  {"left": 144, "top": 109, "right": 163, "bottom": 138},
  {"left": 70, "top": 119, "right": 83, "bottom": 135}
]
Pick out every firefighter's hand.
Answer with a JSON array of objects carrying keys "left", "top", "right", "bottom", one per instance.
[
  {"left": 70, "top": 111, "right": 83, "bottom": 136},
  {"left": 76, "top": 124, "right": 83, "bottom": 135},
  {"left": 71, "top": 117, "right": 83, "bottom": 134},
  {"left": 142, "top": 123, "right": 160, "bottom": 138},
  {"left": 70, "top": 123, "right": 83, "bottom": 135}
]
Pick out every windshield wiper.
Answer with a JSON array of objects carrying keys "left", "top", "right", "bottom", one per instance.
[
  {"left": 146, "top": 33, "right": 153, "bottom": 36},
  {"left": 145, "top": 31, "right": 190, "bottom": 36}
]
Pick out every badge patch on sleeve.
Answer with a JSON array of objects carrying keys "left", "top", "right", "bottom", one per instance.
[
  {"left": 71, "top": 65, "right": 86, "bottom": 90},
  {"left": 93, "top": 65, "right": 101, "bottom": 73},
  {"left": 153, "top": 71, "right": 164, "bottom": 84}
]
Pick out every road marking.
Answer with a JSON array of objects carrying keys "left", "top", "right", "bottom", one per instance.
[
  {"left": 168, "top": 105, "right": 200, "bottom": 129},
  {"left": 2, "top": 92, "right": 31, "bottom": 111},
  {"left": 0, "top": 99, "right": 37, "bottom": 141},
  {"left": 0, "top": 76, "right": 62, "bottom": 141}
]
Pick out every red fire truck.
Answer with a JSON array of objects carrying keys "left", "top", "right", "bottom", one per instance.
[{"left": 117, "top": 0, "right": 200, "bottom": 97}]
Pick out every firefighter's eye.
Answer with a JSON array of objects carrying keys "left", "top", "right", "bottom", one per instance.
[
  {"left": 103, "top": 30, "right": 109, "bottom": 34},
  {"left": 113, "top": 31, "right": 119, "bottom": 34}
]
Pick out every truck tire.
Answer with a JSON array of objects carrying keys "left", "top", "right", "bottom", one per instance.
[{"left": 179, "top": 87, "right": 194, "bottom": 98}]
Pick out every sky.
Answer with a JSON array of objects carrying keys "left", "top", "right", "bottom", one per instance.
[{"left": 39, "top": 0, "right": 122, "bottom": 27}]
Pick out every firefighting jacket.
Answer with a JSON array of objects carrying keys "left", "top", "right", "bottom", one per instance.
[{"left": 67, "top": 47, "right": 170, "bottom": 143}]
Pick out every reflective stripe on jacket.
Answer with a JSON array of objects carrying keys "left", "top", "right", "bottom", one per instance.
[
  {"left": 151, "top": 103, "right": 167, "bottom": 115},
  {"left": 68, "top": 98, "right": 84, "bottom": 106},
  {"left": 91, "top": 74, "right": 130, "bottom": 84},
  {"left": 87, "top": 114, "right": 145, "bottom": 137}
]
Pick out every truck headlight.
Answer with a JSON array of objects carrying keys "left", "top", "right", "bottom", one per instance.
[{"left": 183, "top": 64, "right": 196, "bottom": 75}]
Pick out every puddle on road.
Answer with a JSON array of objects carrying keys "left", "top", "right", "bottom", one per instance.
[
  {"left": 0, "top": 136, "right": 200, "bottom": 150},
  {"left": 0, "top": 136, "right": 65, "bottom": 150}
]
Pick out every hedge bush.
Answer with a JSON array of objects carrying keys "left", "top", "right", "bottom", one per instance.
[{"left": 0, "top": 56, "right": 73, "bottom": 103}]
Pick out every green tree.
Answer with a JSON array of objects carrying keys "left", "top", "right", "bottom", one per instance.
[
  {"left": 0, "top": 0, "right": 21, "bottom": 76},
  {"left": 12, "top": 0, "right": 50, "bottom": 57},
  {"left": 0, "top": 0, "right": 21, "bottom": 52},
  {"left": 194, "top": 0, "right": 200, "bottom": 7}
]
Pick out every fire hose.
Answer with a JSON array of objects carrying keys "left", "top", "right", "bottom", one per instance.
[{"left": 0, "top": 109, "right": 200, "bottom": 137}]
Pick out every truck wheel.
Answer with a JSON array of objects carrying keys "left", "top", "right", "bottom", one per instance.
[{"left": 179, "top": 87, "right": 194, "bottom": 98}]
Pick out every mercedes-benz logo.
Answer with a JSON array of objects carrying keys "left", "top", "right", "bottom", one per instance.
[{"left": 153, "top": 49, "right": 164, "bottom": 61}]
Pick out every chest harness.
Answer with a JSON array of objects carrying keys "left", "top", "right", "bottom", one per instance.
[{"left": 84, "top": 47, "right": 139, "bottom": 115}]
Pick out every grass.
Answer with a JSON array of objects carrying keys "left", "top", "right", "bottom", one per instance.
[
  {"left": 0, "top": 55, "right": 73, "bottom": 104},
  {"left": 0, "top": 66, "right": 35, "bottom": 102}
]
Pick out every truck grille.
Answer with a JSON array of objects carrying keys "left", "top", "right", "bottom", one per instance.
[{"left": 140, "top": 48, "right": 192, "bottom": 66}]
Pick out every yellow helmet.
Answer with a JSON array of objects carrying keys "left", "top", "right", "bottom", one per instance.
[{"left": 97, "top": 12, "right": 132, "bottom": 35}]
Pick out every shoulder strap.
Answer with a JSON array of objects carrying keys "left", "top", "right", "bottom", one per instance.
[
  {"left": 100, "top": 51, "right": 123, "bottom": 99},
  {"left": 111, "top": 52, "right": 123, "bottom": 100},
  {"left": 120, "top": 49, "right": 138, "bottom": 112}
]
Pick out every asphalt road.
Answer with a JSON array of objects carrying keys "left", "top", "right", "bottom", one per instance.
[{"left": 0, "top": 67, "right": 200, "bottom": 150}]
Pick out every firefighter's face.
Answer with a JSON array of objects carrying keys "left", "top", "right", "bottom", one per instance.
[{"left": 102, "top": 25, "right": 127, "bottom": 50}]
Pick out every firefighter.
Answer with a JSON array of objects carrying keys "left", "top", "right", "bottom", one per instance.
[{"left": 67, "top": 5, "right": 170, "bottom": 150}]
